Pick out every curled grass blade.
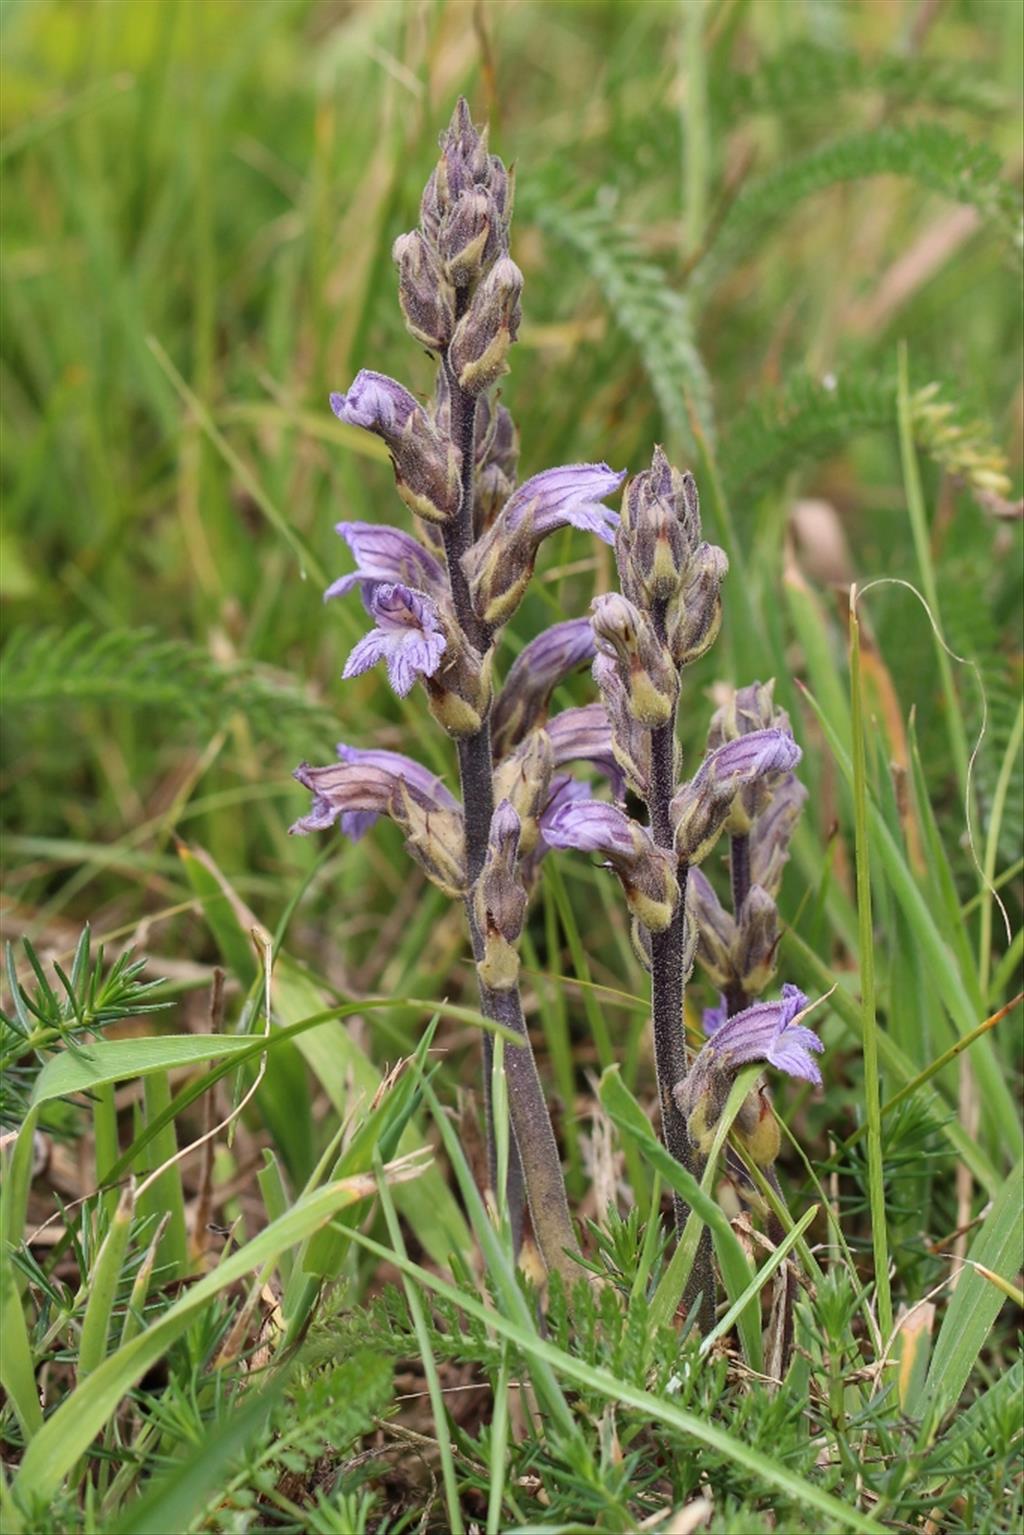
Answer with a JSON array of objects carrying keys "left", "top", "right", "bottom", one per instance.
[{"left": 849, "top": 593, "right": 892, "bottom": 1345}]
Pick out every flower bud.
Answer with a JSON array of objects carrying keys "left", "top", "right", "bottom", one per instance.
[
  {"left": 541, "top": 799, "right": 679, "bottom": 932},
  {"left": 423, "top": 616, "right": 493, "bottom": 739},
  {"left": 735, "top": 884, "right": 780, "bottom": 996},
  {"left": 592, "top": 652, "right": 654, "bottom": 798},
  {"left": 687, "top": 868, "right": 738, "bottom": 989},
  {"left": 664, "top": 542, "right": 728, "bottom": 667},
  {"left": 616, "top": 447, "right": 702, "bottom": 607},
  {"left": 750, "top": 773, "right": 807, "bottom": 896},
  {"left": 705, "top": 680, "right": 801, "bottom": 832},
  {"left": 393, "top": 231, "right": 455, "bottom": 353},
  {"left": 473, "top": 397, "right": 519, "bottom": 532},
  {"left": 439, "top": 188, "right": 503, "bottom": 287},
  {"left": 492, "top": 728, "right": 554, "bottom": 854},
  {"left": 473, "top": 800, "right": 527, "bottom": 990},
  {"left": 449, "top": 258, "right": 523, "bottom": 396},
  {"left": 390, "top": 779, "right": 467, "bottom": 898},
  {"left": 591, "top": 593, "right": 678, "bottom": 727},
  {"left": 706, "top": 680, "right": 779, "bottom": 752},
  {"left": 330, "top": 371, "right": 460, "bottom": 523}
]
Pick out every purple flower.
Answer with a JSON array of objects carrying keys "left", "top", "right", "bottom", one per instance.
[
  {"left": 750, "top": 771, "right": 808, "bottom": 896},
  {"left": 330, "top": 371, "right": 420, "bottom": 437},
  {"left": 342, "top": 583, "right": 447, "bottom": 698},
  {"left": 331, "top": 744, "right": 459, "bottom": 840},
  {"left": 699, "top": 728, "right": 801, "bottom": 786},
  {"left": 541, "top": 797, "right": 638, "bottom": 861},
  {"left": 491, "top": 619, "right": 596, "bottom": 756},
  {"left": 325, "top": 523, "right": 446, "bottom": 603},
  {"left": 672, "top": 728, "right": 802, "bottom": 864},
  {"left": 542, "top": 796, "right": 679, "bottom": 931},
  {"left": 705, "top": 984, "right": 823, "bottom": 1085},
  {"left": 702, "top": 995, "right": 729, "bottom": 1036},
  {"left": 462, "top": 464, "right": 627, "bottom": 627},
  {"left": 688, "top": 867, "right": 737, "bottom": 985},
  {"left": 289, "top": 746, "right": 458, "bottom": 838},
  {"left": 500, "top": 463, "right": 626, "bottom": 543},
  {"left": 329, "top": 371, "right": 459, "bottom": 524}
]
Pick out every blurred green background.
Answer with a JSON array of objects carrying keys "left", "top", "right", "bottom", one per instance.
[{"left": 2, "top": 0, "right": 1021, "bottom": 1023}]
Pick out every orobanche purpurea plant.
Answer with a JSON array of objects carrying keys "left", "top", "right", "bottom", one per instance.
[{"left": 290, "top": 99, "right": 824, "bottom": 1317}]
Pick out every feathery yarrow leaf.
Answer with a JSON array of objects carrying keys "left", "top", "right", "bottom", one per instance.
[
  {"left": 707, "top": 123, "right": 1022, "bottom": 272},
  {"left": 724, "top": 368, "right": 1014, "bottom": 508},
  {"left": 1, "top": 625, "right": 340, "bottom": 746},
  {"left": 713, "top": 42, "right": 1006, "bottom": 123},
  {"left": 528, "top": 198, "right": 715, "bottom": 450}
]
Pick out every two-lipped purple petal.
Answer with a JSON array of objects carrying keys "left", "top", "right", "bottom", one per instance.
[
  {"left": 705, "top": 983, "right": 823, "bottom": 1085},
  {"left": 342, "top": 583, "right": 447, "bottom": 698},
  {"left": 325, "top": 523, "right": 447, "bottom": 603},
  {"left": 500, "top": 463, "right": 626, "bottom": 544}
]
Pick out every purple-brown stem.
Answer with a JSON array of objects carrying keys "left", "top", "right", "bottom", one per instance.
[
  {"left": 440, "top": 311, "right": 578, "bottom": 1281},
  {"left": 647, "top": 599, "right": 715, "bottom": 1332}
]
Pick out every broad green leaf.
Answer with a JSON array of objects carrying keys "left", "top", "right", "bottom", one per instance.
[{"left": 30, "top": 1034, "right": 257, "bottom": 1107}]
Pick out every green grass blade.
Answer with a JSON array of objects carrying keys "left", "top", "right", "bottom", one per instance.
[
  {"left": 486, "top": 1343, "right": 511, "bottom": 1535},
  {"left": 896, "top": 343, "right": 970, "bottom": 802},
  {"left": 106, "top": 1368, "right": 290, "bottom": 1535},
  {"left": 978, "top": 699, "right": 1022, "bottom": 998},
  {"left": 699, "top": 1205, "right": 818, "bottom": 1359},
  {"left": 138, "top": 1071, "right": 188, "bottom": 1280},
  {"left": 29, "top": 1034, "right": 257, "bottom": 1107},
  {"left": 919, "top": 1157, "right": 1024, "bottom": 1415},
  {"left": 78, "top": 1182, "right": 135, "bottom": 1379},
  {"left": 798, "top": 680, "right": 1019, "bottom": 1150},
  {"left": 416, "top": 1072, "right": 578, "bottom": 1439},
  {"left": 849, "top": 595, "right": 893, "bottom": 1346},
  {"left": 598, "top": 1066, "right": 761, "bottom": 1369},
  {"left": 781, "top": 926, "right": 1000, "bottom": 1192},
  {"left": 0, "top": 1230, "right": 43, "bottom": 1437},
  {"left": 374, "top": 1151, "right": 465, "bottom": 1535}
]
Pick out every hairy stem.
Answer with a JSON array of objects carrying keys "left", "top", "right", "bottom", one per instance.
[
  {"left": 646, "top": 601, "right": 715, "bottom": 1331},
  {"left": 439, "top": 319, "right": 576, "bottom": 1275},
  {"left": 647, "top": 725, "right": 694, "bottom": 1215}
]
